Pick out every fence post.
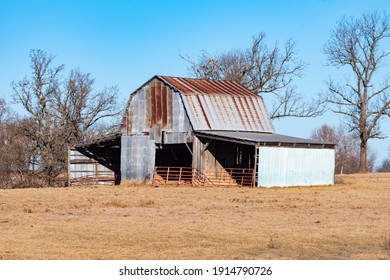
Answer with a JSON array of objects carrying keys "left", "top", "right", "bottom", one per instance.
[
  {"left": 67, "top": 148, "right": 71, "bottom": 187},
  {"left": 166, "top": 167, "right": 170, "bottom": 183}
]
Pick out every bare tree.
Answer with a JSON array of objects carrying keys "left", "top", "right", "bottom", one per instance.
[
  {"left": 0, "top": 98, "right": 11, "bottom": 186},
  {"left": 0, "top": 98, "right": 8, "bottom": 121},
  {"left": 11, "top": 50, "right": 121, "bottom": 186},
  {"left": 182, "top": 33, "right": 324, "bottom": 119},
  {"left": 54, "top": 69, "right": 120, "bottom": 144},
  {"left": 310, "top": 124, "right": 376, "bottom": 174},
  {"left": 323, "top": 11, "right": 390, "bottom": 173},
  {"left": 311, "top": 124, "right": 357, "bottom": 174},
  {"left": 0, "top": 99, "right": 36, "bottom": 188}
]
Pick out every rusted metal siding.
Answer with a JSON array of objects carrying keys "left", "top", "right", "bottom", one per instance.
[
  {"left": 122, "top": 75, "right": 274, "bottom": 139},
  {"left": 121, "top": 77, "right": 191, "bottom": 144}
]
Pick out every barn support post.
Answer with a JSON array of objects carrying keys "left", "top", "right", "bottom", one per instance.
[
  {"left": 252, "top": 144, "right": 259, "bottom": 188},
  {"left": 67, "top": 147, "right": 71, "bottom": 187},
  {"left": 191, "top": 136, "right": 201, "bottom": 172}
]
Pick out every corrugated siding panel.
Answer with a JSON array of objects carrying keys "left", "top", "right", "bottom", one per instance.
[
  {"left": 121, "top": 135, "right": 155, "bottom": 180},
  {"left": 257, "top": 147, "right": 335, "bottom": 187},
  {"left": 123, "top": 86, "right": 148, "bottom": 134},
  {"left": 122, "top": 78, "right": 190, "bottom": 143},
  {"left": 164, "top": 132, "right": 189, "bottom": 144},
  {"left": 181, "top": 94, "right": 274, "bottom": 132}
]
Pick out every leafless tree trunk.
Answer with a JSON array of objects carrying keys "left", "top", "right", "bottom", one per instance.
[
  {"left": 323, "top": 11, "right": 390, "bottom": 173},
  {"left": 182, "top": 33, "right": 325, "bottom": 119}
]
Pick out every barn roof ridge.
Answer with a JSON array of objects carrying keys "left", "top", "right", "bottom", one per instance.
[
  {"left": 157, "top": 75, "right": 258, "bottom": 97},
  {"left": 127, "top": 75, "right": 259, "bottom": 97}
]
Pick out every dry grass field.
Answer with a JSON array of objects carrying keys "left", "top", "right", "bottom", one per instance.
[{"left": 0, "top": 173, "right": 389, "bottom": 260}]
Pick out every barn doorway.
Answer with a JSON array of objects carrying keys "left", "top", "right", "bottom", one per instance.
[
  {"left": 155, "top": 143, "right": 193, "bottom": 167},
  {"left": 154, "top": 143, "right": 193, "bottom": 185}
]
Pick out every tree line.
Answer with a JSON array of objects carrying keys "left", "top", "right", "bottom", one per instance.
[{"left": 1, "top": 11, "right": 390, "bottom": 188}]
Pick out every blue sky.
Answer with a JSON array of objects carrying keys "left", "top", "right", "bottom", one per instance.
[{"left": 1, "top": 0, "right": 390, "bottom": 164}]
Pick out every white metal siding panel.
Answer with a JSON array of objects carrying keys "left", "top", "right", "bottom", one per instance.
[{"left": 257, "top": 147, "right": 335, "bottom": 187}]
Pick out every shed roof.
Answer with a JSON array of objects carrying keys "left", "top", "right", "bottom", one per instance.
[
  {"left": 194, "top": 130, "right": 335, "bottom": 148},
  {"left": 157, "top": 76, "right": 274, "bottom": 133},
  {"left": 72, "top": 132, "right": 121, "bottom": 149}
]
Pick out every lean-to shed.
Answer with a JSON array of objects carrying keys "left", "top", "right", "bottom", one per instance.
[{"left": 69, "top": 75, "right": 335, "bottom": 187}]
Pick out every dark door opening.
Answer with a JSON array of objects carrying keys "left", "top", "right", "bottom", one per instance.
[
  {"left": 154, "top": 144, "right": 193, "bottom": 184},
  {"left": 155, "top": 144, "right": 193, "bottom": 167}
]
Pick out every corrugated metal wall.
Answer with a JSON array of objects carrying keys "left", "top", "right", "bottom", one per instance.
[
  {"left": 257, "top": 147, "right": 335, "bottom": 187},
  {"left": 121, "top": 78, "right": 190, "bottom": 144},
  {"left": 121, "top": 135, "right": 155, "bottom": 180}
]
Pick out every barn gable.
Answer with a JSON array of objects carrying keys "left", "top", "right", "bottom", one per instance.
[{"left": 121, "top": 76, "right": 191, "bottom": 143}]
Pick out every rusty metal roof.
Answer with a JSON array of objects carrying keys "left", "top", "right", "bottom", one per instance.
[
  {"left": 159, "top": 76, "right": 258, "bottom": 97},
  {"left": 158, "top": 76, "right": 274, "bottom": 133}
]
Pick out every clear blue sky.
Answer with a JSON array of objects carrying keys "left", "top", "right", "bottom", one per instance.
[{"left": 1, "top": 0, "right": 390, "bottom": 165}]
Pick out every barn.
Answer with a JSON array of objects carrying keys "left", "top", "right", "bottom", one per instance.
[{"left": 69, "top": 75, "right": 335, "bottom": 187}]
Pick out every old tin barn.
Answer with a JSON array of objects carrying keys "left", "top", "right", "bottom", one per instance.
[{"left": 69, "top": 76, "right": 335, "bottom": 187}]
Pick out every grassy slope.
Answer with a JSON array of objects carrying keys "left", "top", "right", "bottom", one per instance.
[{"left": 0, "top": 173, "right": 389, "bottom": 260}]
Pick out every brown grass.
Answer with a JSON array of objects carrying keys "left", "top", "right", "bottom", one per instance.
[{"left": 0, "top": 173, "right": 389, "bottom": 260}]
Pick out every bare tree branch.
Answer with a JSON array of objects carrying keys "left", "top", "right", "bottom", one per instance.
[{"left": 181, "top": 33, "right": 322, "bottom": 119}]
